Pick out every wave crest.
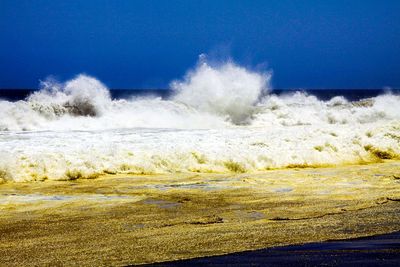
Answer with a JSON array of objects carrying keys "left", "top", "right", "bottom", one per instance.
[
  {"left": 28, "top": 74, "right": 111, "bottom": 117},
  {"left": 0, "top": 58, "right": 400, "bottom": 182},
  {"left": 171, "top": 60, "right": 270, "bottom": 124}
]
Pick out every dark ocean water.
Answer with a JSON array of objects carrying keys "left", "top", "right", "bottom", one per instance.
[{"left": 0, "top": 89, "right": 399, "bottom": 102}]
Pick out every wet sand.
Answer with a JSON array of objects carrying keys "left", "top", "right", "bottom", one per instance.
[
  {"left": 146, "top": 231, "right": 400, "bottom": 266},
  {"left": 0, "top": 161, "right": 400, "bottom": 266}
]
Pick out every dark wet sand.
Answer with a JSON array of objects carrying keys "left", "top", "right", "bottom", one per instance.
[{"left": 144, "top": 231, "right": 400, "bottom": 266}]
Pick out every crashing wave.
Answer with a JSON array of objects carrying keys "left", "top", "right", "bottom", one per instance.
[
  {"left": 28, "top": 74, "right": 111, "bottom": 117},
  {"left": 171, "top": 60, "right": 271, "bottom": 124},
  {"left": 1, "top": 59, "right": 399, "bottom": 131},
  {"left": 0, "top": 58, "right": 399, "bottom": 182}
]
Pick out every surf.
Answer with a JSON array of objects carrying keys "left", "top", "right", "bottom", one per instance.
[{"left": 0, "top": 58, "right": 399, "bottom": 182}]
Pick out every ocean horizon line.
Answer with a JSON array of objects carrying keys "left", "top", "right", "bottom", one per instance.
[{"left": 0, "top": 87, "right": 399, "bottom": 90}]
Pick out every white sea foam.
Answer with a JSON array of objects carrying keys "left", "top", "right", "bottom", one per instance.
[
  {"left": 0, "top": 59, "right": 399, "bottom": 182},
  {"left": 171, "top": 60, "right": 270, "bottom": 124}
]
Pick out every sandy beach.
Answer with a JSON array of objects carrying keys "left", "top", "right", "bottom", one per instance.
[{"left": 1, "top": 161, "right": 399, "bottom": 266}]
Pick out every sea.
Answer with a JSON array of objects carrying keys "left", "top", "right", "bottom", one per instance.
[
  {"left": 0, "top": 88, "right": 397, "bottom": 103},
  {"left": 0, "top": 61, "right": 399, "bottom": 182}
]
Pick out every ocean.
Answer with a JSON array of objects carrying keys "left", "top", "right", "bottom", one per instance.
[
  {"left": 0, "top": 88, "right": 397, "bottom": 102},
  {"left": 0, "top": 62, "right": 399, "bottom": 182}
]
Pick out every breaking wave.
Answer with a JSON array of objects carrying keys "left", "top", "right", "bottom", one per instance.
[
  {"left": 0, "top": 60, "right": 271, "bottom": 131},
  {"left": 0, "top": 58, "right": 399, "bottom": 182}
]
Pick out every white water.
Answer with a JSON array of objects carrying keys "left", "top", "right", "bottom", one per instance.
[{"left": 0, "top": 59, "right": 399, "bottom": 182}]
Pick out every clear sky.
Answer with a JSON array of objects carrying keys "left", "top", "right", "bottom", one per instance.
[{"left": 1, "top": 0, "right": 399, "bottom": 89}]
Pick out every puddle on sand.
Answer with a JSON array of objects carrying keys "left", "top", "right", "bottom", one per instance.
[
  {"left": 274, "top": 187, "right": 294, "bottom": 193},
  {"left": 233, "top": 210, "right": 266, "bottom": 222},
  {"left": 246, "top": 211, "right": 265, "bottom": 220},
  {"left": 130, "top": 183, "right": 230, "bottom": 191},
  {"left": 0, "top": 193, "right": 138, "bottom": 205},
  {"left": 142, "top": 199, "right": 181, "bottom": 209},
  {"left": 318, "top": 190, "right": 332, "bottom": 195}
]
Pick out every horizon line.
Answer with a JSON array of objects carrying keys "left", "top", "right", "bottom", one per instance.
[{"left": 0, "top": 88, "right": 399, "bottom": 91}]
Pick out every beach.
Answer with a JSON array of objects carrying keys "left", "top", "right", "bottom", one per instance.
[
  {"left": 2, "top": 1, "right": 400, "bottom": 266},
  {"left": 1, "top": 161, "right": 399, "bottom": 266},
  {"left": 0, "top": 63, "right": 399, "bottom": 266}
]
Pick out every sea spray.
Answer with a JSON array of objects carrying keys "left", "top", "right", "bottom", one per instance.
[
  {"left": 171, "top": 60, "right": 270, "bottom": 124},
  {"left": 0, "top": 59, "right": 399, "bottom": 181}
]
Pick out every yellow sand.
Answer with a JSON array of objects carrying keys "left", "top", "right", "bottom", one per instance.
[{"left": 1, "top": 161, "right": 400, "bottom": 266}]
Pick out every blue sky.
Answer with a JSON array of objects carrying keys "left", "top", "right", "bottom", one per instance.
[{"left": 1, "top": 0, "right": 399, "bottom": 89}]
